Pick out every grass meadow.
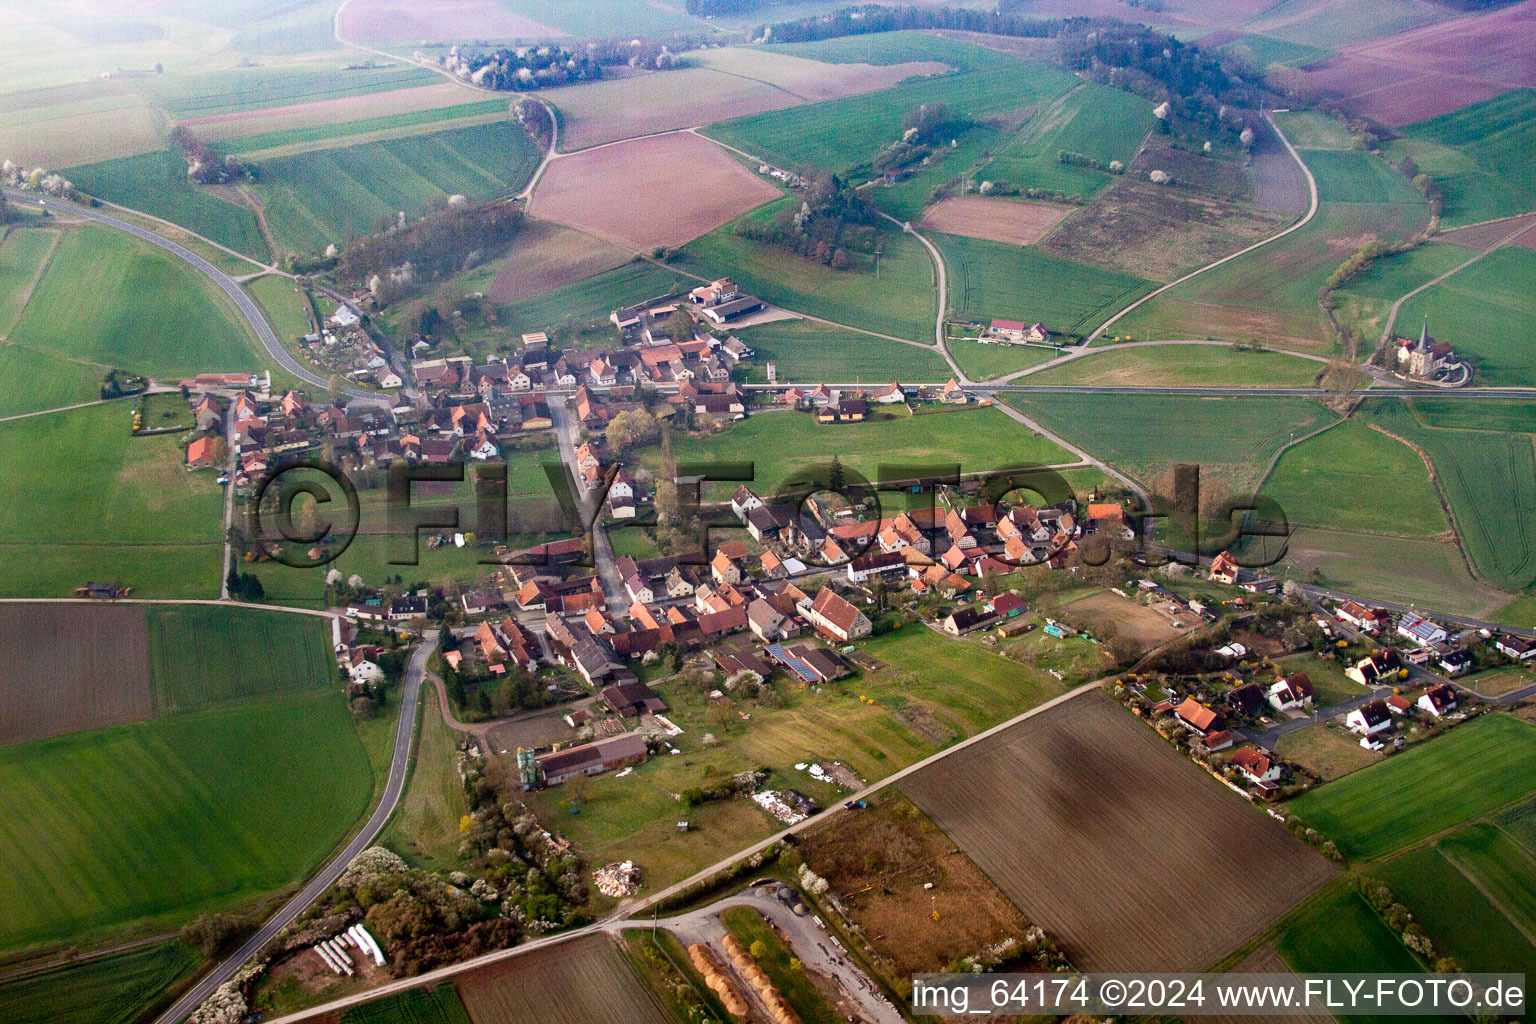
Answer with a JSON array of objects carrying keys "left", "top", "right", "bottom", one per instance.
[
  {"left": 0, "top": 939, "right": 199, "bottom": 1024},
  {"left": 669, "top": 406, "right": 1074, "bottom": 492},
  {"left": 494, "top": 260, "right": 693, "bottom": 341},
  {"left": 63, "top": 151, "right": 271, "bottom": 260},
  {"left": 250, "top": 121, "right": 540, "bottom": 253},
  {"left": 677, "top": 205, "right": 937, "bottom": 343},
  {"left": 1377, "top": 839, "right": 1536, "bottom": 976},
  {"left": 8, "top": 225, "right": 263, "bottom": 378},
  {"left": 144, "top": 63, "right": 441, "bottom": 119},
  {"left": 1022, "top": 344, "right": 1323, "bottom": 388},
  {"left": 951, "top": 341, "right": 1056, "bottom": 382},
  {"left": 146, "top": 606, "right": 333, "bottom": 712},
  {"left": 704, "top": 53, "right": 1079, "bottom": 177},
  {"left": 982, "top": 82, "right": 1156, "bottom": 200},
  {"left": 0, "top": 227, "right": 58, "bottom": 332},
  {"left": 1386, "top": 89, "right": 1536, "bottom": 227},
  {"left": 938, "top": 232, "right": 1153, "bottom": 339},
  {"left": 1257, "top": 418, "right": 1447, "bottom": 536},
  {"left": 735, "top": 319, "right": 949, "bottom": 383},
  {"left": 0, "top": 688, "right": 372, "bottom": 952},
  {"left": 1287, "top": 715, "right": 1536, "bottom": 860},
  {"left": 1364, "top": 400, "right": 1536, "bottom": 592},
  {"left": 1115, "top": 126, "right": 1432, "bottom": 347},
  {"left": 0, "top": 401, "right": 224, "bottom": 598}
]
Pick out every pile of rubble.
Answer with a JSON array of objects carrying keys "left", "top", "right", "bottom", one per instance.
[{"left": 594, "top": 860, "right": 642, "bottom": 897}]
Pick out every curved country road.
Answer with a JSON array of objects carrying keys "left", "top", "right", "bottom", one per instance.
[
  {"left": 4, "top": 188, "right": 381, "bottom": 400},
  {"left": 152, "top": 640, "right": 432, "bottom": 1024}
]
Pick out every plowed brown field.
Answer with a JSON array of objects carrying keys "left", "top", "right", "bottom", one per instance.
[
  {"left": 457, "top": 934, "right": 669, "bottom": 1024},
  {"left": 0, "top": 604, "right": 150, "bottom": 745},
  {"left": 902, "top": 690, "right": 1336, "bottom": 971}
]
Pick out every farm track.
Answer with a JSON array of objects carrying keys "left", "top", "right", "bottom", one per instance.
[
  {"left": 1085, "top": 110, "right": 1319, "bottom": 343},
  {"left": 1375, "top": 214, "right": 1536, "bottom": 354}
]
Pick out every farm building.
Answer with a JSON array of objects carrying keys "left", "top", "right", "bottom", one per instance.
[
  {"left": 985, "top": 319, "right": 1047, "bottom": 344},
  {"left": 806, "top": 588, "right": 871, "bottom": 642},
  {"left": 185, "top": 436, "right": 217, "bottom": 470},
  {"left": 536, "top": 732, "right": 649, "bottom": 786}
]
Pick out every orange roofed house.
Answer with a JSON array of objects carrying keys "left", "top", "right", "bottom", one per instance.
[
  {"left": 185, "top": 436, "right": 218, "bottom": 470},
  {"left": 806, "top": 587, "right": 871, "bottom": 642}
]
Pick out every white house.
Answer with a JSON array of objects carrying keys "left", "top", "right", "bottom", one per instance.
[
  {"left": 1417, "top": 684, "right": 1458, "bottom": 717},
  {"left": 1267, "top": 673, "right": 1314, "bottom": 713},
  {"left": 1345, "top": 699, "right": 1393, "bottom": 737},
  {"left": 1496, "top": 634, "right": 1536, "bottom": 661},
  {"left": 1397, "top": 612, "right": 1448, "bottom": 647}
]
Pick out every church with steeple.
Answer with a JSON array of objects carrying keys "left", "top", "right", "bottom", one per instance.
[{"left": 1395, "top": 318, "right": 1456, "bottom": 380}]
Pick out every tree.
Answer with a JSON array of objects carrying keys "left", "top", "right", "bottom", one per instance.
[
  {"left": 749, "top": 940, "right": 768, "bottom": 959},
  {"left": 663, "top": 307, "right": 695, "bottom": 342},
  {"left": 605, "top": 409, "right": 659, "bottom": 453},
  {"left": 828, "top": 455, "right": 845, "bottom": 493}
]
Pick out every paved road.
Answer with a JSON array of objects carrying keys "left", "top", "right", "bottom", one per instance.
[
  {"left": 7, "top": 189, "right": 384, "bottom": 401},
  {"left": 547, "top": 399, "right": 626, "bottom": 608},
  {"left": 152, "top": 639, "right": 432, "bottom": 1024}
]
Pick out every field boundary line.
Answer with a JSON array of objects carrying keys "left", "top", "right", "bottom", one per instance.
[
  {"left": 987, "top": 338, "right": 1335, "bottom": 386},
  {"left": 1244, "top": 411, "right": 1348, "bottom": 505},
  {"left": 0, "top": 225, "right": 62, "bottom": 340},
  {"left": 1438, "top": 838, "right": 1536, "bottom": 949},
  {"left": 1084, "top": 110, "right": 1319, "bottom": 343}
]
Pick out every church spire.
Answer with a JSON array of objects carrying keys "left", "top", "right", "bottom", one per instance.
[{"left": 1419, "top": 317, "right": 1430, "bottom": 351}]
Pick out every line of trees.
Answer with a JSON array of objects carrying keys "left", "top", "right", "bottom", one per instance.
[
  {"left": 336, "top": 199, "right": 523, "bottom": 305},
  {"left": 169, "top": 125, "right": 247, "bottom": 185},
  {"left": 761, "top": 4, "right": 1081, "bottom": 43}
]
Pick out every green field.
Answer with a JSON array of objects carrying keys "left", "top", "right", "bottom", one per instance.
[
  {"left": 1381, "top": 246, "right": 1535, "bottom": 387},
  {"left": 382, "top": 698, "right": 469, "bottom": 869},
  {"left": 1023, "top": 344, "right": 1324, "bottom": 388},
  {"left": 1496, "top": 795, "right": 1536, "bottom": 853},
  {"left": 0, "top": 688, "right": 372, "bottom": 951},
  {"left": 1387, "top": 89, "right": 1536, "bottom": 227},
  {"left": 1363, "top": 400, "right": 1536, "bottom": 591},
  {"left": 251, "top": 121, "right": 540, "bottom": 253},
  {"left": 0, "top": 227, "right": 57, "bottom": 333},
  {"left": 1257, "top": 418, "right": 1446, "bottom": 536},
  {"left": 0, "top": 343, "right": 110, "bottom": 418},
  {"left": 64, "top": 150, "right": 271, "bottom": 260},
  {"left": 1249, "top": 0, "right": 1453, "bottom": 48},
  {"left": 1222, "top": 34, "right": 1329, "bottom": 68},
  {"left": 146, "top": 606, "right": 332, "bottom": 712},
  {"left": 1004, "top": 392, "right": 1339, "bottom": 495},
  {"left": 1287, "top": 715, "right": 1536, "bottom": 860},
  {"left": 763, "top": 31, "right": 998, "bottom": 72},
  {"left": 982, "top": 82, "right": 1157, "bottom": 200},
  {"left": 1376, "top": 841, "right": 1536, "bottom": 976},
  {"left": 1330, "top": 241, "right": 1469, "bottom": 345},
  {"left": 1272, "top": 882, "right": 1442, "bottom": 1024},
  {"left": 246, "top": 273, "right": 316, "bottom": 343},
  {"left": 0, "top": 400, "right": 224, "bottom": 598},
  {"left": 704, "top": 53, "right": 1079, "bottom": 178},
  {"left": 494, "top": 260, "right": 692, "bottom": 340},
  {"left": 1270, "top": 110, "right": 1355, "bottom": 150},
  {"left": 0, "top": 939, "right": 199, "bottom": 1024},
  {"left": 1301, "top": 149, "right": 1428, "bottom": 205},
  {"left": 339, "top": 984, "right": 473, "bottom": 1024},
  {"left": 939, "top": 233, "right": 1154, "bottom": 339},
  {"left": 950, "top": 341, "right": 1056, "bottom": 382},
  {"left": 1439, "top": 823, "right": 1536, "bottom": 935},
  {"left": 736, "top": 319, "right": 949, "bottom": 383},
  {"left": 142, "top": 62, "right": 441, "bottom": 118},
  {"left": 220, "top": 100, "right": 509, "bottom": 156},
  {"left": 1251, "top": 526, "right": 1508, "bottom": 620},
  {"left": 677, "top": 207, "right": 937, "bottom": 343},
  {"left": 1407, "top": 397, "right": 1536, "bottom": 434},
  {"left": 8, "top": 225, "right": 263, "bottom": 378},
  {"left": 669, "top": 406, "right": 1074, "bottom": 490}
]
